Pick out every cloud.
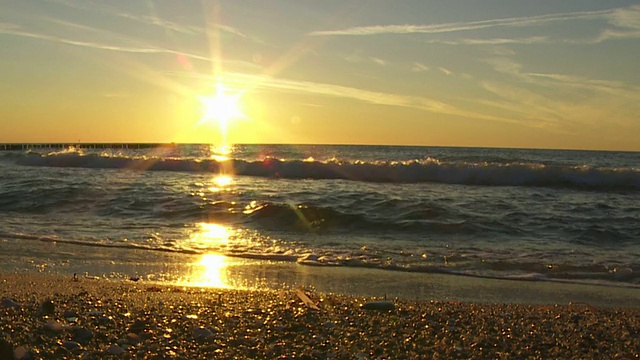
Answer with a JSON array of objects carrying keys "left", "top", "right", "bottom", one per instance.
[
  {"left": 424, "top": 36, "right": 550, "bottom": 46},
  {"left": 0, "top": 17, "right": 261, "bottom": 73},
  {"left": 438, "top": 67, "right": 452, "bottom": 76},
  {"left": 43, "top": 0, "right": 248, "bottom": 39},
  {"left": 0, "top": 24, "right": 214, "bottom": 61},
  {"left": 309, "top": 5, "right": 640, "bottom": 45},
  {"left": 371, "top": 57, "right": 386, "bottom": 66},
  {"left": 608, "top": 4, "right": 640, "bottom": 29},
  {"left": 479, "top": 81, "right": 567, "bottom": 127},
  {"left": 308, "top": 9, "right": 612, "bottom": 36},
  {"left": 478, "top": 56, "right": 640, "bottom": 130},
  {"left": 485, "top": 5, "right": 640, "bottom": 45},
  {"left": 483, "top": 57, "right": 522, "bottom": 77},
  {"left": 0, "top": 22, "right": 20, "bottom": 31},
  {"left": 411, "top": 62, "right": 429, "bottom": 72},
  {"left": 176, "top": 71, "right": 520, "bottom": 125},
  {"left": 485, "top": 56, "right": 640, "bottom": 98},
  {"left": 525, "top": 73, "right": 640, "bottom": 101}
]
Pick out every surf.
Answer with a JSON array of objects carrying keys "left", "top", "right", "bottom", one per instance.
[{"left": 10, "top": 151, "right": 640, "bottom": 190}]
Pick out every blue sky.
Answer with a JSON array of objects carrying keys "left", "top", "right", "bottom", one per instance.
[{"left": 1, "top": 0, "right": 639, "bottom": 150}]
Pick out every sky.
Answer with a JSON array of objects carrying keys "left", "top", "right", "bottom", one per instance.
[{"left": 1, "top": 0, "right": 640, "bottom": 151}]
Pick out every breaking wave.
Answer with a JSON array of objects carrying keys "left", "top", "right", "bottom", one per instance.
[{"left": 12, "top": 151, "right": 640, "bottom": 190}]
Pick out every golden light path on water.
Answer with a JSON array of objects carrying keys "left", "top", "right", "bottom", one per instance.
[
  {"left": 177, "top": 167, "right": 239, "bottom": 289},
  {"left": 178, "top": 223, "right": 233, "bottom": 288}
]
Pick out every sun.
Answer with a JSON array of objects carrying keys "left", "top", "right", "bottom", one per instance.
[{"left": 197, "top": 82, "right": 246, "bottom": 137}]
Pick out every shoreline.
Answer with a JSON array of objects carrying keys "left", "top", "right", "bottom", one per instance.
[
  {"left": 2, "top": 250, "right": 640, "bottom": 309},
  {"left": 1, "top": 272, "right": 639, "bottom": 359},
  {"left": 2, "top": 239, "right": 639, "bottom": 308}
]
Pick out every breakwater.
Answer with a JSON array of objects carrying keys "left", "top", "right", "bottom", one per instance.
[{"left": 0, "top": 143, "right": 177, "bottom": 151}]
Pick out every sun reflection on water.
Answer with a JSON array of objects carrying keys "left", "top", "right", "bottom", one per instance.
[
  {"left": 190, "top": 222, "right": 230, "bottom": 247},
  {"left": 211, "top": 175, "right": 233, "bottom": 190},
  {"left": 209, "top": 144, "right": 232, "bottom": 162},
  {"left": 179, "top": 223, "right": 234, "bottom": 288},
  {"left": 188, "top": 253, "right": 231, "bottom": 288}
]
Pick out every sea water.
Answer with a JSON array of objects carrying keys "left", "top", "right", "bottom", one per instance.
[{"left": 0, "top": 144, "right": 639, "bottom": 299}]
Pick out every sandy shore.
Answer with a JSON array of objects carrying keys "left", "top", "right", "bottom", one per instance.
[{"left": 1, "top": 273, "right": 639, "bottom": 359}]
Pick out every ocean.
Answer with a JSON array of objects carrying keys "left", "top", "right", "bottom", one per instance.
[{"left": 0, "top": 144, "right": 639, "bottom": 302}]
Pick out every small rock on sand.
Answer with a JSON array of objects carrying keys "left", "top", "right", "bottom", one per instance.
[
  {"left": 38, "top": 299, "right": 55, "bottom": 315},
  {"left": 63, "top": 309, "right": 79, "bottom": 319},
  {"left": 126, "top": 333, "right": 141, "bottom": 345},
  {"left": 44, "top": 320, "right": 64, "bottom": 333},
  {"left": 72, "top": 327, "right": 94, "bottom": 346},
  {"left": 62, "top": 341, "right": 82, "bottom": 351},
  {"left": 1, "top": 298, "right": 20, "bottom": 309},
  {"left": 361, "top": 301, "right": 395, "bottom": 311},
  {"left": 13, "top": 346, "right": 31, "bottom": 360},
  {"left": 193, "top": 327, "right": 214, "bottom": 343},
  {"left": 106, "top": 344, "right": 125, "bottom": 355}
]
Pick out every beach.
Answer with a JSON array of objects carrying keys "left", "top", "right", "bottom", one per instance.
[
  {"left": 4, "top": 0, "right": 640, "bottom": 356},
  {"left": 1, "top": 273, "right": 639, "bottom": 359},
  {"left": 1, "top": 144, "right": 640, "bottom": 358}
]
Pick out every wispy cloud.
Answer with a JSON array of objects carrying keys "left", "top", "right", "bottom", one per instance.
[
  {"left": 342, "top": 52, "right": 388, "bottom": 66},
  {"left": 424, "top": 36, "right": 550, "bottom": 46},
  {"left": 608, "top": 4, "right": 640, "bottom": 29},
  {"left": 371, "top": 57, "right": 386, "bottom": 66},
  {"left": 485, "top": 56, "right": 640, "bottom": 98},
  {"left": 308, "top": 9, "right": 612, "bottom": 36},
  {"left": 309, "top": 5, "right": 640, "bottom": 46},
  {"left": 0, "top": 17, "right": 261, "bottom": 73},
  {"left": 0, "top": 24, "right": 214, "bottom": 61},
  {"left": 479, "top": 82, "right": 567, "bottom": 127},
  {"left": 478, "top": 56, "right": 640, "bottom": 130},
  {"left": 526, "top": 73, "right": 640, "bottom": 103},
  {"left": 176, "top": 71, "right": 520, "bottom": 126},
  {"left": 411, "top": 62, "right": 429, "bottom": 72},
  {"left": 43, "top": 0, "right": 248, "bottom": 39}
]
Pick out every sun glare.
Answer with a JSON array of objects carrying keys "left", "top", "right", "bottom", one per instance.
[
  {"left": 193, "top": 222, "right": 231, "bottom": 246},
  {"left": 177, "top": 253, "right": 230, "bottom": 288},
  {"left": 198, "top": 82, "right": 246, "bottom": 138},
  {"left": 195, "top": 253, "right": 230, "bottom": 288},
  {"left": 212, "top": 175, "right": 233, "bottom": 188}
]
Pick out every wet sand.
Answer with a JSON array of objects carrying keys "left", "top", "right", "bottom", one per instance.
[{"left": 1, "top": 273, "right": 639, "bottom": 359}]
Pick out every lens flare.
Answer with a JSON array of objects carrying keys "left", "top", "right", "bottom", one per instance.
[{"left": 197, "top": 82, "right": 246, "bottom": 140}]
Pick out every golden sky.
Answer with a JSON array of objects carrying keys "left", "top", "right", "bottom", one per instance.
[{"left": 1, "top": 1, "right": 640, "bottom": 151}]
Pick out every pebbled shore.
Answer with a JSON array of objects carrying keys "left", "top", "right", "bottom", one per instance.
[{"left": 1, "top": 273, "right": 639, "bottom": 359}]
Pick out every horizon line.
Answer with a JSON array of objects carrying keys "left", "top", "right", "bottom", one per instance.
[{"left": 0, "top": 142, "right": 637, "bottom": 153}]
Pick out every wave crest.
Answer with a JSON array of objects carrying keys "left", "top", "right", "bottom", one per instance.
[{"left": 13, "top": 152, "right": 640, "bottom": 190}]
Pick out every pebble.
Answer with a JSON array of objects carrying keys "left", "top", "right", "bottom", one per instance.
[
  {"left": 126, "top": 333, "right": 141, "bottom": 345},
  {"left": 128, "top": 319, "right": 148, "bottom": 333},
  {"left": 72, "top": 327, "right": 94, "bottom": 346},
  {"left": 62, "top": 341, "right": 82, "bottom": 351},
  {"left": 106, "top": 344, "right": 125, "bottom": 355},
  {"left": 63, "top": 309, "right": 79, "bottom": 319},
  {"left": 193, "top": 327, "right": 214, "bottom": 343},
  {"left": 13, "top": 346, "right": 31, "bottom": 360},
  {"left": 1, "top": 298, "right": 20, "bottom": 309},
  {"left": 0, "top": 274, "right": 639, "bottom": 359},
  {"left": 38, "top": 299, "right": 55, "bottom": 315},
  {"left": 361, "top": 301, "right": 395, "bottom": 311},
  {"left": 44, "top": 320, "right": 64, "bottom": 333}
]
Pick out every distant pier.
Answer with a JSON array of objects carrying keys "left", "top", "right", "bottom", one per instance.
[{"left": 0, "top": 143, "right": 178, "bottom": 151}]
